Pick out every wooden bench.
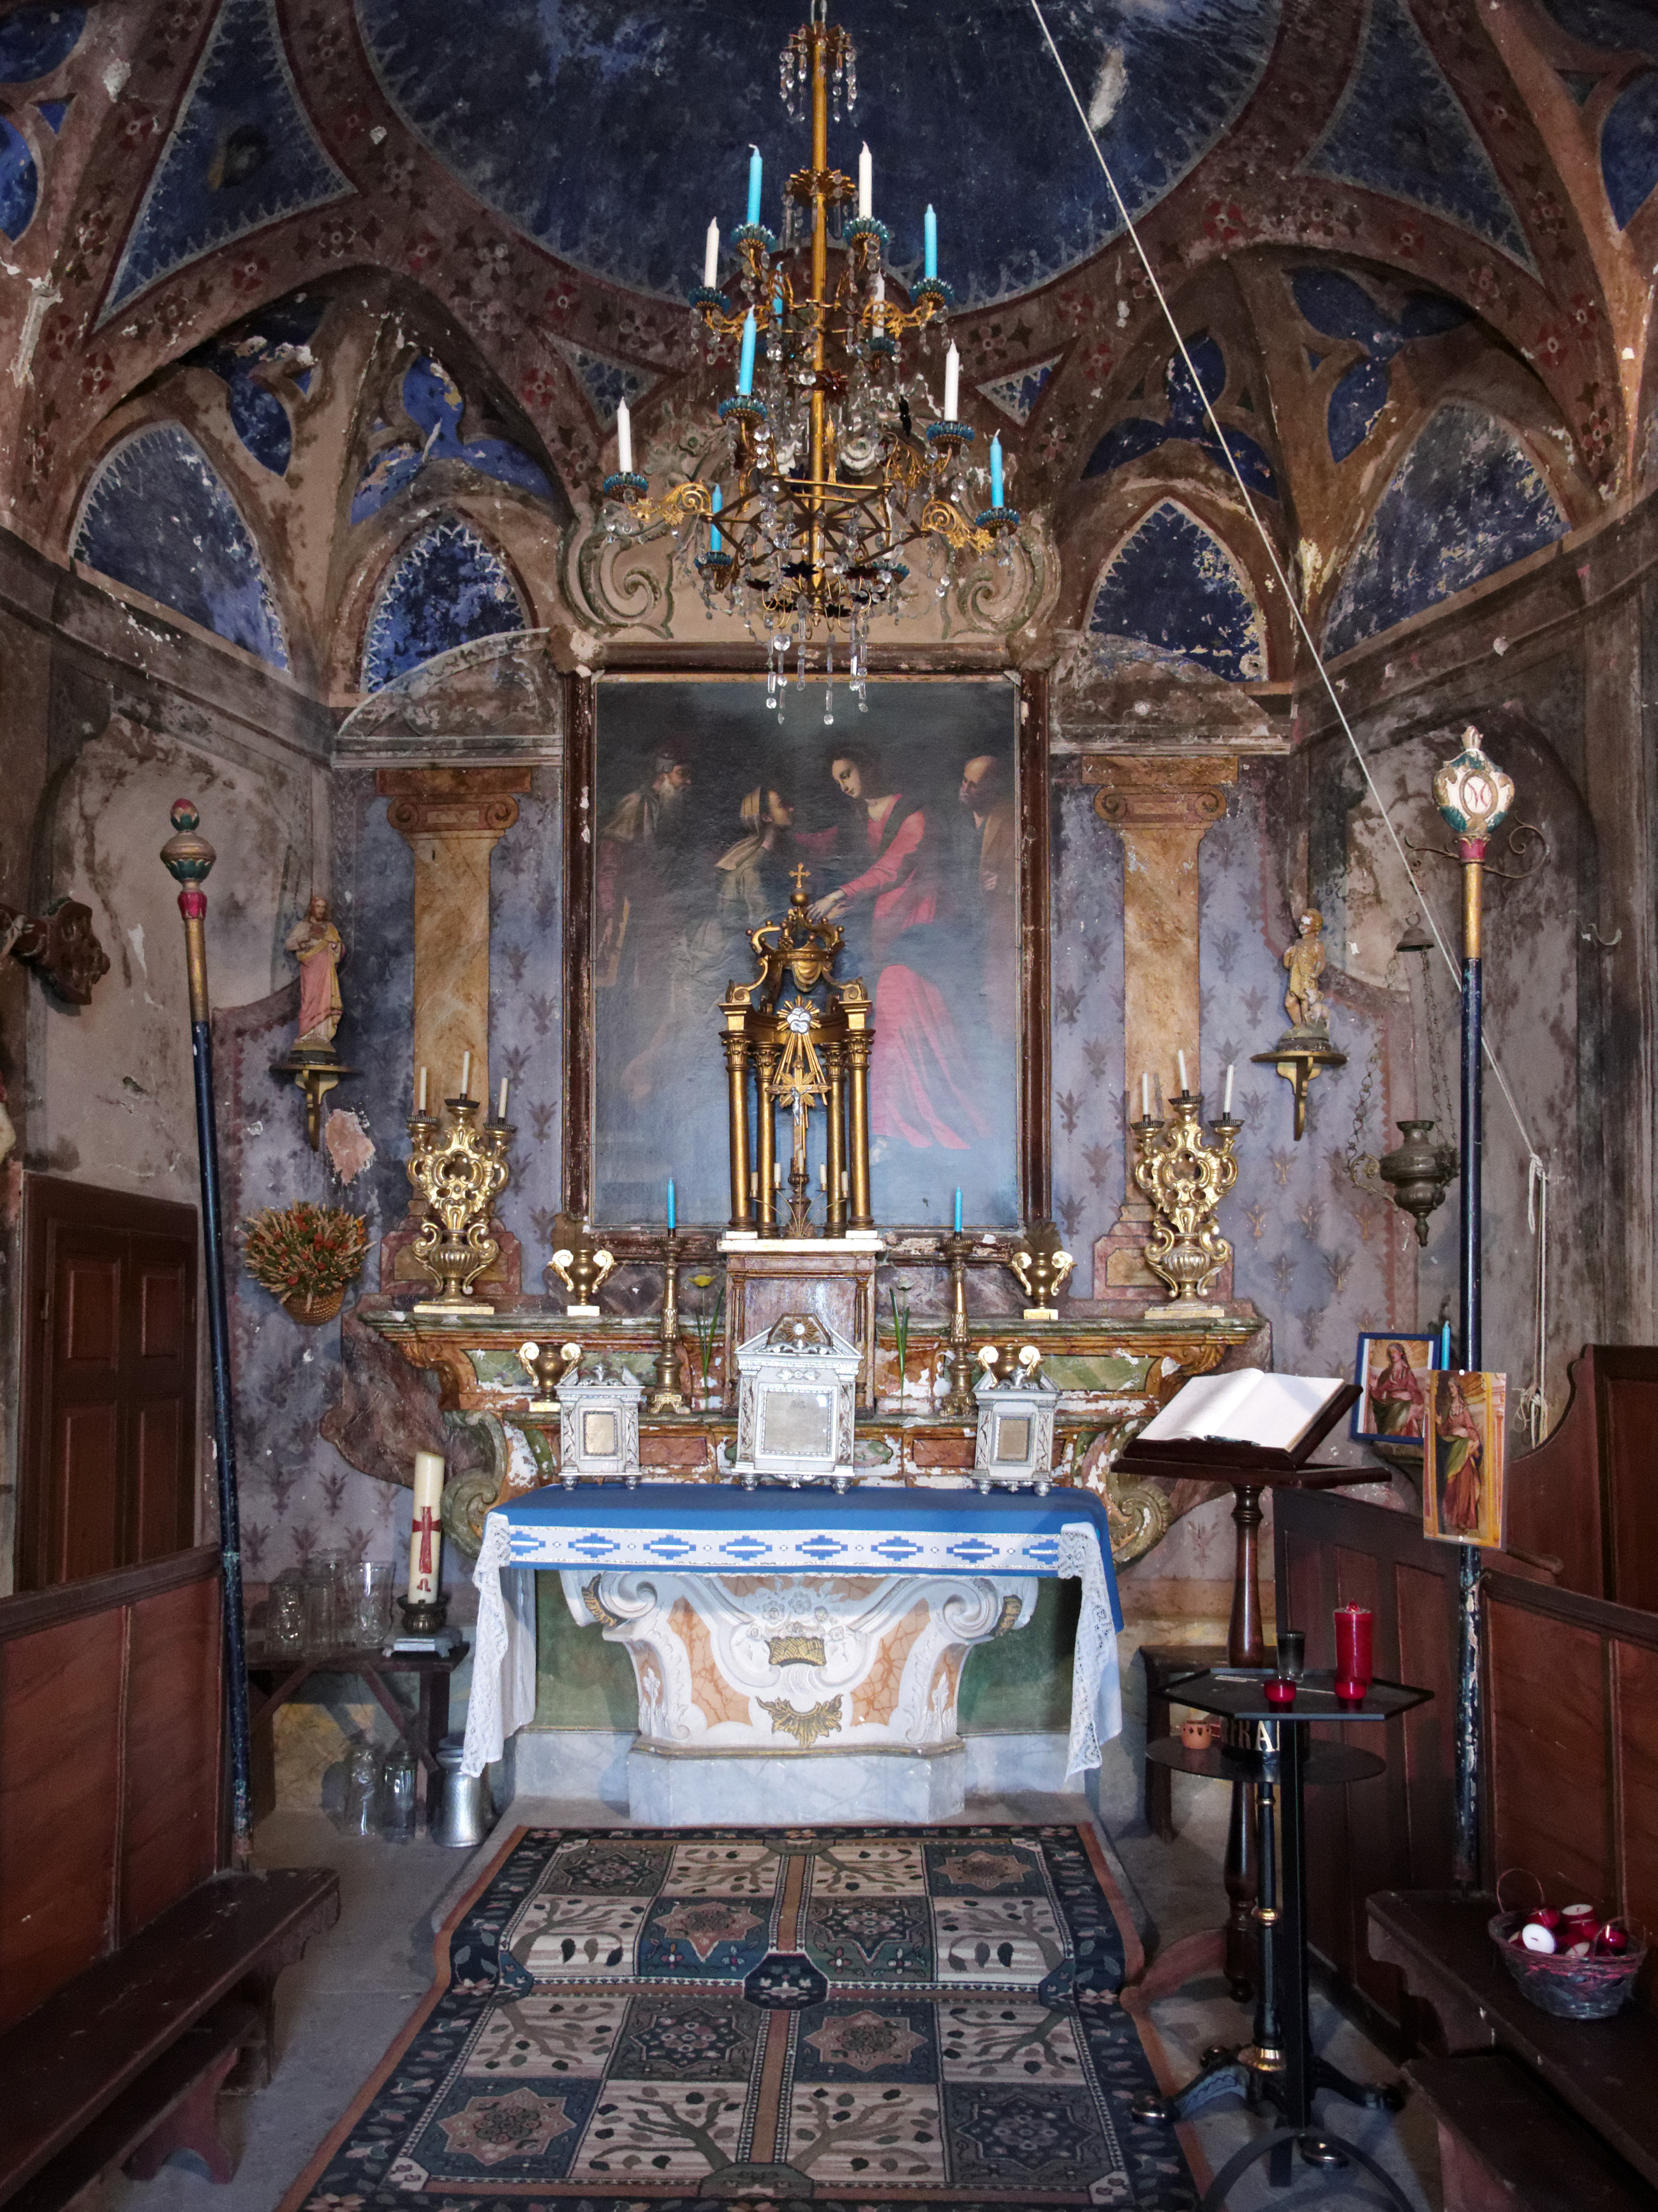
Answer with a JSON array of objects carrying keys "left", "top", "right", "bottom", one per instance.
[
  {"left": 1369, "top": 1892, "right": 1658, "bottom": 2207},
  {"left": 0, "top": 1868, "right": 339, "bottom": 2208},
  {"left": 0, "top": 1550, "right": 339, "bottom": 2204},
  {"left": 1403, "top": 2053, "right": 1657, "bottom": 2211}
]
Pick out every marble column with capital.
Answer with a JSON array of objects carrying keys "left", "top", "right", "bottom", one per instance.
[{"left": 1082, "top": 753, "right": 1237, "bottom": 1304}]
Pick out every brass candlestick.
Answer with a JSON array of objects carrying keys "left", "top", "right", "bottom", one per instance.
[
  {"left": 406, "top": 1094, "right": 514, "bottom": 1314},
  {"left": 1132, "top": 1091, "right": 1242, "bottom": 1316},
  {"left": 650, "top": 1232, "right": 688, "bottom": 1413},
  {"left": 1008, "top": 1220, "right": 1074, "bottom": 1320},
  {"left": 940, "top": 1231, "right": 977, "bottom": 1417}
]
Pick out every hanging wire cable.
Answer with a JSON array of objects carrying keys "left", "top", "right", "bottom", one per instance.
[{"left": 1026, "top": 0, "right": 1543, "bottom": 1170}]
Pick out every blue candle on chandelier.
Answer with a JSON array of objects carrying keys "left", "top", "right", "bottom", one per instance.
[
  {"left": 709, "top": 482, "right": 723, "bottom": 554},
  {"left": 746, "top": 144, "right": 763, "bottom": 226},
  {"left": 989, "top": 433, "right": 1003, "bottom": 508},
  {"left": 1439, "top": 1321, "right": 1451, "bottom": 1370},
  {"left": 923, "top": 203, "right": 937, "bottom": 279},
  {"left": 667, "top": 1178, "right": 676, "bottom": 1233},
  {"left": 737, "top": 310, "right": 757, "bottom": 395},
  {"left": 953, "top": 1186, "right": 963, "bottom": 1234}
]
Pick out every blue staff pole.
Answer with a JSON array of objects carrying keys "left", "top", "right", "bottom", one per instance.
[{"left": 161, "top": 801, "right": 253, "bottom": 1869}]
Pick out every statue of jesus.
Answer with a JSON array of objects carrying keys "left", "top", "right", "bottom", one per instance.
[{"left": 286, "top": 895, "right": 344, "bottom": 1051}]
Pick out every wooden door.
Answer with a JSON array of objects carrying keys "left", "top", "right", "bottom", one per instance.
[{"left": 17, "top": 1178, "right": 198, "bottom": 1591}]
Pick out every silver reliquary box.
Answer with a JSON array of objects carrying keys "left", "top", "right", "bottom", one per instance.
[
  {"left": 973, "top": 1344, "right": 1058, "bottom": 1492},
  {"left": 731, "top": 1312, "right": 860, "bottom": 1490},
  {"left": 555, "top": 1358, "right": 643, "bottom": 1487}
]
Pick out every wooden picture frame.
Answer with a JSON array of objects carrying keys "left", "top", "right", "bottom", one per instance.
[
  {"left": 562, "top": 670, "right": 1051, "bottom": 1243},
  {"left": 1351, "top": 1332, "right": 1439, "bottom": 1444}
]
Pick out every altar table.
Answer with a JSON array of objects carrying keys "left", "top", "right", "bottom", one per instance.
[{"left": 463, "top": 1482, "right": 1123, "bottom": 1788}]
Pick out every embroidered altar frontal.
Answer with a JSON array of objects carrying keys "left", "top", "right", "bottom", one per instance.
[{"left": 286, "top": 1823, "right": 1196, "bottom": 2211}]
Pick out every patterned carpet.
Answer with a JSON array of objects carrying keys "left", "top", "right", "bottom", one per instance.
[{"left": 284, "top": 1823, "right": 1197, "bottom": 2210}]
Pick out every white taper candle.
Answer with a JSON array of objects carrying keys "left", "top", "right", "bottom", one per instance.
[
  {"left": 418, "top": 1065, "right": 427, "bottom": 1113},
  {"left": 498, "top": 1077, "right": 509, "bottom": 1120},
  {"left": 460, "top": 1049, "right": 471, "bottom": 1098},
  {"left": 1224, "top": 1062, "right": 1235, "bottom": 1114},
  {"left": 704, "top": 218, "right": 720, "bottom": 286},
  {"left": 1178, "top": 1050, "right": 1188, "bottom": 1093},
  {"left": 1141, "top": 1071, "right": 1151, "bottom": 1119},
  {"left": 616, "top": 399, "right": 633, "bottom": 474},
  {"left": 858, "top": 142, "right": 872, "bottom": 218},
  {"left": 943, "top": 342, "right": 959, "bottom": 420}
]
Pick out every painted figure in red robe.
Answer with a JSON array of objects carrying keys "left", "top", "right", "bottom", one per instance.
[{"left": 810, "top": 745, "right": 988, "bottom": 1154}]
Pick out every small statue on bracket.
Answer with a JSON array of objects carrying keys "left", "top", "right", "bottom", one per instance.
[
  {"left": 1252, "top": 904, "right": 1347, "bottom": 1140},
  {"left": 272, "top": 894, "right": 357, "bottom": 1150}
]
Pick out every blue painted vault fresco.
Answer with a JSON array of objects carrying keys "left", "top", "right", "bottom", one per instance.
[
  {"left": 73, "top": 423, "right": 290, "bottom": 665},
  {"left": 1601, "top": 71, "right": 1658, "bottom": 228},
  {"left": 0, "top": 114, "right": 37, "bottom": 239},
  {"left": 103, "top": 0, "right": 351, "bottom": 315},
  {"left": 592, "top": 679, "right": 1021, "bottom": 1230},
  {"left": 350, "top": 357, "right": 554, "bottom": 524},
  {"left": 1084, "top": 336, "right": 1277, "bottom": 494},
  {"left": 1305, "top": 0, "right": 1536, "bottom": 272},
  {"left": 355, "top": 0, "right": 1281, "bottom": 309},
  {"left": 0, "top": 6, "right": 85, "bottom": 82},
  {"left": 979, "top": 354, "right": 1063, "bottom": 427},
  {"left": 182, "top": 294, "right": 325, "bottom": 475},
  {"left": 1088, "top": 501, "right": 1266, "bottom": 681},
  {"left": 360, "top": 516, "right": 528, "bottom": 692},
  {"left": 1324, "top": 405, "right": 1565, "bottom": 657},
  {"left": 553, "top": 340, "right": 660, "bottom": 431},
  {"left": 1290, "top": 268, "right": 1470, "bottom": 463}
]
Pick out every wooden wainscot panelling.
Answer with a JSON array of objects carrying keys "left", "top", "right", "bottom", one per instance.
[
  {"left": 0, "top": 1547, "right": 223, "bottom": 2031},
  {"left": 1275, "top": 1490, "right": 1461, "bottom": 2040},
  {"left": 1484, "top": 1572, "right": 1658, "bottom": 2006},
  {"left": 1505, "top": 1346, "right": 1658, "bottom": 1608}
]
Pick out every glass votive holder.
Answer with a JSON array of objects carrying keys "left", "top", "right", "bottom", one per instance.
[
  {"left": 265, "top": 1567, "right": 304, "bottom": 1657},
  {"left": 1273, "top": 1629, "right": 1305, "bottom": 1680},
  {"left": 344, "top": 1561, "right": 394, "bottom": 1651},
  {"left": 302, "top": 1551, "right": 348, "bottom": 1656},
  {"left": 381, "top": 1746, "right": 418, "bottom": 1843},
  {"left": 342, "top": 1742, "right": 382, "bottom": 1838}
]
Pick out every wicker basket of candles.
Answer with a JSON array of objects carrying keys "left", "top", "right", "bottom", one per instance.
[{"left": 1489, "top": 1871, "right": 1646, "bottom": 2020}]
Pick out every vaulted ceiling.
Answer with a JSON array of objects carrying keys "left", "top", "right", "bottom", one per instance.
[{"left": 3, "top": 0, "right": 1655, "bottom": 694}]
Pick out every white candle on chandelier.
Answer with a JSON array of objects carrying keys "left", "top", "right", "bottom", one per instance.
[
  {"left": 417, "top": 1065, "right": 427, "bottom": 1114},
  {"left": 1141, "top": 1070, "right": 1151, "bottom": 1120},
  {"left": 1178, "top": 1050, "right": 1189, "bottom": 1094},
  {"left": 498, "top": 1077, "right": 509, "bottom": 1120},
  {"left": 460, "top": 1049, "right": 471, "bottom": 1099},
  {"left": 1224, "top": 1062, "right": 1235, "bottom": 1115},
  {"left": 872, "top": 271, "right": 885, "bottom": 331},
  {"left": 774, "top": 1159, "right": 782, "bottom": 1190},
  {"left": 943, "top": 341, "right": 959, "bottom": 421},
  {"left": 819, "top": 1163, "right": 827, "bottom": 1190},
  {"left": 703, "top": 218, "right": 720, "bottom": 287},
  {"left": 858, "top": 142, "right": 872, "bottom": 219},
  {"left": 615, "top": 399, "right": 633, "bottom": 475}
]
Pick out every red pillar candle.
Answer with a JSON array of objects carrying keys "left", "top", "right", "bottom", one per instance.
[{"left": 1334, "top": 1603, "right": 1373, "bottom": 1698}]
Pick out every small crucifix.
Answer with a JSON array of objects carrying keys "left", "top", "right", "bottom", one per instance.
[{"left": 790, "top": 862, "right": 811, "bottom": 899}]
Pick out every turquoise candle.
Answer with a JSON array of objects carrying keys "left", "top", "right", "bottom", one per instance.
[
  {"left": 924, "top": 204, "right": 937, "bottom": 279},
  {"left": 667, "top": 1178, "right": 676, "bottom": 1233},
  {"left": 953, "top": 1187, "right": 963, "bottom": 1233},
  {"left": 747, "top": 144, "right": 762, "bottom": 226},
  {"left": 989, "top": 434, "right": 1003, "bottom": 507},
  {"left": 737, "top": 311, "right": 756, "bottom": 395},
  {"left": 1439, "top": 1322, "right": 1451, "bottom": 1369},
  {"left": 709, "top": 482, "right": 723, "bottom": 554}
]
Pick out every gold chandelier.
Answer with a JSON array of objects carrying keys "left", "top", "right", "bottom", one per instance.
[{"left": 598, "top": 0, "right": 1021, "bottom": 720}]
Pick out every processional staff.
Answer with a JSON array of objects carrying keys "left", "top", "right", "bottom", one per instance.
[{"left": 160, "top": 801, "right": 254, "bottom": 1869}]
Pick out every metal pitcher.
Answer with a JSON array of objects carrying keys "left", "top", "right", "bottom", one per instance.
[{"left": 431, "top": 1733, "right": 494, "bottom": 1850}]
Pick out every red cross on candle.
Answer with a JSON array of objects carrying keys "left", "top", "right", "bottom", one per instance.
[{"left": 412, "top": 1506, "right": 440, "bottom": 1580}]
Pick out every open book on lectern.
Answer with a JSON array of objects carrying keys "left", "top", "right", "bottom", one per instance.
[{"left": 1126, "top": 1370, "right": 1358, "bottom": 1469}]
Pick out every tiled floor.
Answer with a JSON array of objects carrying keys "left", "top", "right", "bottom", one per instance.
[{"left": 91, "top": 1776, "right": 1440, "bottom": 2212}]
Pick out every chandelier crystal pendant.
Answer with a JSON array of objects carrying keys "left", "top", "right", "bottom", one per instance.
[{"left": 596, "top": 0, "right": 1021, "bottom": 723}]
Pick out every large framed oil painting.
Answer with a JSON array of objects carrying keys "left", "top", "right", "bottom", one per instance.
[{"left": 576, "top": 675, "right": 1026, "bottom": 1233}]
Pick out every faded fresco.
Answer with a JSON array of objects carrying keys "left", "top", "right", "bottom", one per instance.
[{"left": 593, "top": 679, "right": 1020, "bottom": 1230}]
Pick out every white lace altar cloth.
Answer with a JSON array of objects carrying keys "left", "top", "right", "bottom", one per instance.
[{"left": 463, "top": 1482, "right": 1121, "bottom": 1780}]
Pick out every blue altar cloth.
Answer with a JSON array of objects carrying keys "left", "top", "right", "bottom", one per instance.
[{"left": 464, "top": 1480, "right": 1123, "bottom": 1780}]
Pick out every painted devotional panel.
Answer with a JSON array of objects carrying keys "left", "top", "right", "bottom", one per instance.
[{"left": 590, "top": 679, "right": 1020, "bottom": 1231}]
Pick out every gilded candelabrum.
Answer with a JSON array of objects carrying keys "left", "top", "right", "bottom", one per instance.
[
  {"left": 405, "top": 1093, "right": 514, "bottom": 1314},
  {"left": 1008, "top": 1221, "right": 1075, "bottom": 1320},
  {"left": 596, "top": 3, "right": 1019, "bottom": 711},
  {"left": 1132, "top": 1091, "right": 1243, "bottom": 1316},
  {"left": 650, "top": 1231, "right": 688, "bottom": 1413}
]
